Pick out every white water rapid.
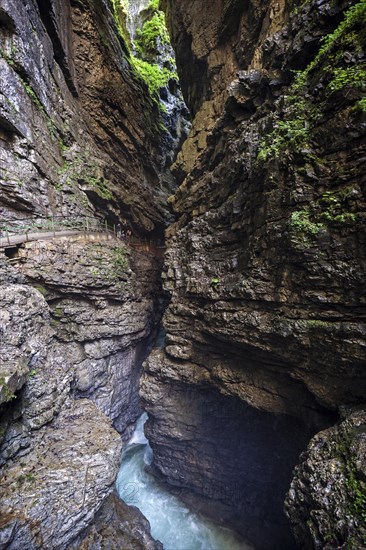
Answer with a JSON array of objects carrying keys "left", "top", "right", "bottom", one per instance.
[{"left": 116, "top": 413, "right": 252, "bottom": 550}]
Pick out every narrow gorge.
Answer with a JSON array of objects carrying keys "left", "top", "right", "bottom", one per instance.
[{"left": 0, "top": 0, "right": 365, "bottom": 549}]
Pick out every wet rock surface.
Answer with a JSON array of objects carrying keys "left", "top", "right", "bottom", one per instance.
[
  {"left": 0, "top": 0, "right": 169, "bottom": 545},
  {"left": 1, "top": 0, "right": 366, "bottom": 548},
  {"left": 0, "top": 233, "right": 164, "bottom": 547},
  {"left": 77, "top": 492, "right": 163, "bottom": 550},
  {"left": 141, "top": 352, "right": 311, "bottom": 548},
  {"left": 0, "top": 0, "right": 169, "bottom": 231},
  {"left": 286, "top": 408, "right": 366, "bottom": 549},
  {"left": 143, "top": 0, "right": 366, "bottom": 547}
]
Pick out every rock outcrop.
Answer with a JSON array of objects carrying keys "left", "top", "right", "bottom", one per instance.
[
  {"left": 0, "top": 0, "right": 168, "bottom": 545},
  {"left": 286, "top": 408, "right": 366, "bottom": 549},
  {"left": 0, "top": 398, "right": 121, "bottom": 550},
  {"left": 141, "top": 0, "right": 366, "bottom": 547},
  {"left": 78, "top": 492, "right": 162, "bottom": 550},
  {"left": 0, "top": 231, "right": 163, "bottom": 547},
  {"left": 0, "top": 0, "right": 170, "bottom": 232}
]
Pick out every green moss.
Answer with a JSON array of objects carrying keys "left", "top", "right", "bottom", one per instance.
[
  {"left": 305, "top": 319, "right": 332, "bottom": 329},
  {"left": 258, "top": 1, "right": 366, "bottom": 161},
  {"left": 148, "top": 0, "right": 160, "bottom": 9},
  {"left": 353, "top": 96, "right": 366, "bottom": 113},
  {"left": 328, "top": 66, "right": 366, "bottom": 93},
  {"left": 135, "top": 11, "right": 169, "bottom": 54},
  {"left": 111, "top": 0, "right": 130, "bottom": 47},
  {"left": 56, "top": 153, "right": 115, "bottom": 200},
  {"left": 111, "top": 0, "right": 175, "bottom": 122},
  {"left": 52, "top": 306, "right": 64, "bottom": 317},
  {"left": 113, "top": 246, "right": 129, "bottom": 273},
  {"left": 18, "top": 78, "right": 58, "bottom": 140},
  {"left": 87, "top": 176, "right": 113, "bottom": 200},
  {"left": 347, "top": 467, "right": 366, "bottom": 527},
  {"left": 0, "top": 378, "right": 17, "bottom": 401},
  {"left": 334, "top": 427, "right": 366, "bottom": 546},
  {"left": 131, "top": 57, "right": 176, "bottom": 97},
  {"left": 33, "top": 284, "right": 48, "bottom": 296},
  {"left": 319, "top": 191, "right": 357, "bottom": 226},
  {"left": 290, "top": 209, "right": 324, "bottom": 237},
  {"left": 294, "top": 0, "right": 366, "bottom": 88},
  {"left": 257, "top": 107, "right": 311, "bottom": 161}
]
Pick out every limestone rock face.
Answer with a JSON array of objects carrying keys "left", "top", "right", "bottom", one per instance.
[
  {"left": 285, "top": 409, "right": 366, "bottom": 549},
  {"left": 0, "top": 398, "right": 121, "bottom": 550},
  {"left": 0, "top": 0, "right": 169, "bottom": 232},
  {"left": 78, "top": 492, "right": 163, "bottom": 550},
  {"left": 0, "top": 0, "right": 169, "bottom": 545},
  {"left": 142, "top": 0, "right": 366, "bottom": 547},
  {"left": 0, "top": 233, "right": 163, "bottom": 546},
  {"left": 0, "top": 284, "right": 51, "bottom": 406}
]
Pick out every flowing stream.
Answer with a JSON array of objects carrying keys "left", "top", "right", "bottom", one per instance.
[{"left": 116, "top": 413, "right": 252, "bottom": 550}]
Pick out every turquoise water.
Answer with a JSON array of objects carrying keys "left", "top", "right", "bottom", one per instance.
[{"left": 116, "top": 414, "right": 251, "bottom": 550}]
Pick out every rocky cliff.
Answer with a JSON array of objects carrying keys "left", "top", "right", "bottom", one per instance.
[
  {"left": 142, "top": 0, "right": 366, "bottom": 548},
  {"left": 0, "top": 0, "right": 167, "bottom": 547},
  {"left": 0, "top": 0, "right": 170, "bottom": 232},
  {"left": 1, "top": 0, "right": 365, "bottom": 548}
]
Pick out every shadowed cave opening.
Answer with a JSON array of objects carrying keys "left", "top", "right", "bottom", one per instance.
[{"left": 119, "top": 379, "right": 325, "bottom": 549}]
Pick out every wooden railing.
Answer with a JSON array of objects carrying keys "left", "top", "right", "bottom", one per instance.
[{"left": 0, "top": 216, "right": 165, "bottom": 250}]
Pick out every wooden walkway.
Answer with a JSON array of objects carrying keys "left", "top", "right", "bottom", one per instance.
[
  {"left": 0, "top": 229, "right": 82, "bottom": 249},
  {"left": 0, "top": 217, "right": 165, "bottom": 254}
]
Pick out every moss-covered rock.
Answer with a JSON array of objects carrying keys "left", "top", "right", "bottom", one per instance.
[{"left": 286, "top": 409, "right": 366, "bottom": 549}]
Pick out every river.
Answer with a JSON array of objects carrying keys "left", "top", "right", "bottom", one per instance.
[{"left": 116, "top": 413, "right": 252, "bottom": 550}]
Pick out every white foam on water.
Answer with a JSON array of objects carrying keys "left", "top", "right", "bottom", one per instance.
[{"left": 116, "top": 413, "right": 252, "bottom": 550}]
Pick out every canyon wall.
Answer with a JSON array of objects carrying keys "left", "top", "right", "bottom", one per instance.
[
  {"left": 0, "top": 0, "right": 168, "bottom": 232},
  {"left": 142, "top": 0, "right": 366, "bottom": 547},
  {"left": 0, "top": 0, "right": 166, "bottom": 547},
  {"left": 1, "top": 0, "right": 365, "bottom": 548}
]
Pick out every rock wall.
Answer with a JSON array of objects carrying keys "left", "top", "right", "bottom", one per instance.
[
  {"left": 142, "top": 0, "right": 366, "bottom": 547},
  {"left": 0, "top": 0, "right": 167, "bottom": 546},
  {"left": 1, "top": 0, "right": 365, "bottom": 547},
  {"left": 0, "top": 233, "right": 163, "bottom": 548},
  {"left": 0, "top": 0, "right": 169, "bottom": 232},
  {"left": 285, "top": 408, "right": 366, "bottom": 549}
]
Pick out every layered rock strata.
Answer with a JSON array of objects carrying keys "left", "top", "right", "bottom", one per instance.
[
  {"left": 0, "top": 232, "right": 164, "bottom": 547},
  {"left": 142, "top": 0, "right": 366, "bottom": 547},
  {"left": 1, "top": 0, "right": 169, "bottom": 546},
  {"left": 0, "top": 0, "right": 169, "bottom": 232}
]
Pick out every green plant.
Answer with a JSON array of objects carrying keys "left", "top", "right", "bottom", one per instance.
[
  {"left": 131, "top": 57, "right": 177, "bottom": 97},
  {"left": 87, "top": 176, "right": 113, "bottom": 200},
  {"left": 258, "top": 1, "right": 366, "bottom": 161},
  {"left": 113, "top": 247, "right": 128, "bottom": 272},
  {"left": 319, "top": 191, "right": 357, "bottom": 226},
  {"left": 257, "top": 112, "right": 310, "bottom": 161},
  {"left": 293, "top": 0, "right": 366, "bottom": 89},
  {"left": 305, "top": 319, "right": 331, "bottom": 329},
  {"left": 290, "top": 209, "right": 324, "bottom": 237},
  {"left": 210, "top": 277, "right": 220, "bottom": 286},
  {"left": 353, "top": 96, "right": 366, "bottom": 113},
  {"left": 135, "top": 11, "right": 169, "bottom": 54},
  {"left": 148, "top": 0, "right": 160, "bottom": 9},
  {"left": 0, "top": 378, "right": 17, "bottom": 401},
  {"left": 347, "top": 468, "right": 366, "bottom": 525},
  {"left": 328, "top": 67, "right": 366, "bottom": 92}
]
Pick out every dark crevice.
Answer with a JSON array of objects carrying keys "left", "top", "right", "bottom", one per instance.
[
  {"left": 0, "top": 8, "right": 16, "bottom": 32},
  {"left": 35, "top": 0, "right": 78, "bottom": 97}
]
